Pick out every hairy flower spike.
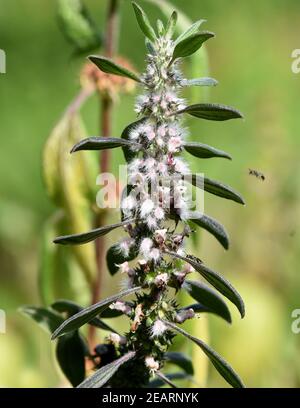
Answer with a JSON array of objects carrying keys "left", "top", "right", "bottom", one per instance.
[{"left": 52, "top": 3, "right": 245, "bottom": 389}]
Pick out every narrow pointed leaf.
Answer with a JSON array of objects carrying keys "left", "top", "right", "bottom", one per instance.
[
  {"left": 188, "top": 174, "right": 245, "bottom": 205},
  {"left": 56, "top": 331, "right": 86, "bottom": 387},
  {"left": 132, "top": 2, "right": 157, "bottom": 42},
  {"left": 180, "top": 77, "right": 218, "bottom": 87},
  {"left": 147, "top": 372, "right": 189, "bottom": 388},
  {"left": 177, "top": 103, "right": 244, "bottom": 121},
  {"left": 106, "top": 242, "right": 138, "bottom": 275},
  {"left": 71, "top": 137, "right": 134, "bottom": 153},
  {"left": 89, "top": 55, "right": 141, "bottom": 82},
  {"left": 164, "top": 321, "right": 245, "bottom": 388},
  {"left": 187, "top": 211, "right": 229, "bottom": 249},
  {"left": 164, "top": 352, "right": 194, "bottom": 375},
  {"left": 20, "top": 306, "right": 63, "bottom": 334},
  {"left": 52, "top": 286, "right": 141, "bottom": 339},
  {"left": 183, "top": 141, "right": 231, "bottom": 160},
  {"left": 155, "top": 371, "right": 178, "bottom": 388},
  {"left": 166, "top": 251, "right": 245, "bottom": 318},
  {"left": 182, "top": 280, "right": 232, "bottom": 323},
  {"left": 165, "top": 11, "right": 178, "bottom": 39},
  {"left": 174, "top": 19, "right": 206, "bottom": 45},
  {"left": 53, "top": 219, "right": 134, "bottom": 245},
  {"left": 172, "top": 31, "right": 215, "bottom": 62},
  {"left": 51, "top": 299, "right": 118, "bottom": 333},
  {"left": 77, "top": 351, "right": 136, "bottom": 388}
]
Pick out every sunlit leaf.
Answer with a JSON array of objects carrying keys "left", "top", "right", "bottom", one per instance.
[
  {"left": 165, "top": 11, "right": 177, "bottom": 39},
  {"left": 180, "top": 77, "right": 218, "bottom": 87},
  {"left": 174, "top": 20, "right": 207, "bottom": 44},
  {"left": 132, "top": 2, "right": 157, "bottom": 42},
  {"left": 171, "top": 32, "right": 215, "bottom": 62},
  {"left": 89, "top": 55, "right": 141, "bottom": 82}
]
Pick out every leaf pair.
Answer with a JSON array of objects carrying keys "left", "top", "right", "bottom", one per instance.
[{"left": 52, "top": 286, "right": 142, "bottom": 339}]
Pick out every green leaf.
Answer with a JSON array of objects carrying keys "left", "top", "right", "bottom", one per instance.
[
  {"left": 70, "top": 137, "right": 134, "bottom": 153},
  {"left": 187, "top": 211, "right": 229, "bottom": 249},
  {"left": 156, "top": 19, "right": 165, "bottom": 36},
  {"left": 182, "top": 280, "right": 232, "bottom": 323},
  {"left": 52, "top": 286, "right": 142, "bottom": 339},
  {"left": 106, "top": 242, "right": 138, "bottom": 276},
  {"left": 174, "top": 20, "right": 207, "bottom": 45},
  {"left": 20, "top": 306, "right": 63, "bottom": 334},
  {"left": 167, "top": 251, "right": 245, "bottom": 318},
  {"left": 77, "top": 351, "right": 136, "bottom": 388},
  {"left": 183, "top": 141, "right": 231, "bottom": 160},
  {"left": 155, "top": 371, "right": 177, "bottom": 388},
  {"left": 53, "top": 219, "right": 134, "bottom": 245},
  {"left": 177, "top": 103, "right": 244, "bottom": 121},
  {"left": 121, "top": 118, "right": 147, "bottom": 163},
  {"left": 51, "top": 299, "right": 118, "bottom": 333},
  {"left": 188, "top": 174, "right": 245, "bottom": 205},
  {"left": 132, "top": 2, "right": 157, "bottom": 42},
  {"left": 164, "top": 352, "right": 194, "bottom": 375},
  {"left": 164, "top": 321, "right": 245, "bottom": 388},
  {"left": 171, "top": 31, "right": 215, "bottom": 62},
  {"left": 57, "top": 0, "right": 102, "bottom": 54},
  {"left": 89, "top": 55, "right": 141, "bottom": 82},
  {"left": 165, "top": 11, "right": 178, "bottom": 39},
  {"left": 180, "top": 77, "right": 218, "bottom": 87},
  {"left": 56, "top": 331, "right": 86, "bottom": 387}
]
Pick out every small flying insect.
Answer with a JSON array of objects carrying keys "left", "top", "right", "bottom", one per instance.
[{"left": 248, "top": 168, "right": 265, "bottom": 181}]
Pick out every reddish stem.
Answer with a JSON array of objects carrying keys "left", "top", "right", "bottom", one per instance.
[{"left": 88, "top": 0, "right": 120, "bottom": 348}]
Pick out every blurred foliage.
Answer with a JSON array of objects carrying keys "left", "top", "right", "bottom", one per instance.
[{"left": 0, "top": 0, "right": 300, "bottom": 387}]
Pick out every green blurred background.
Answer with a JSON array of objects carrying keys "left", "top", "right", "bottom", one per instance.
[{"left": 1, "top": 0, "right": 300, "bottom": 387}]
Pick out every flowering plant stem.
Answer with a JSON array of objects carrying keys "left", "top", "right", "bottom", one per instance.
[{"left": 27, "top": 2, "right": 247, "bottom": 389}]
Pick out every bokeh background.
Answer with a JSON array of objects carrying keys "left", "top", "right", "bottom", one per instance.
[{"left": 0, "top": 0, "right": 300, "bottom": 387}]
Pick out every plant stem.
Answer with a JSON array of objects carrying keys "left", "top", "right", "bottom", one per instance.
[{"left": 88, "top": 0, "right": 120, "bottom": 347}]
